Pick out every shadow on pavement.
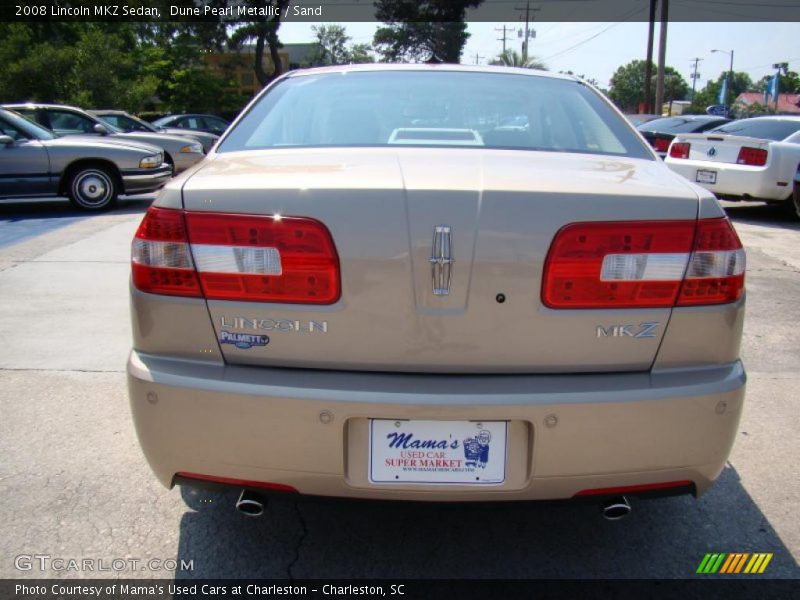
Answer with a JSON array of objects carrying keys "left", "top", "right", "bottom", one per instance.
[
  {"left": 0, "top": 196, "right": 153, "bottom": 220},
  {"left": 172, "top": 466, "right": 798, "bottom": 579},
  {"left": 721, "top": 202, "right": 799, "bottom": 232}
]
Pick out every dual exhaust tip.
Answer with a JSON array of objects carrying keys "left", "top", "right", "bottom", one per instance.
[
  {"left": 235, "top": 489, "right": 266, "bottom": 517},
  {"left": 235, "top": 489, "right": 631, "bottom": 521},
  {"left": 601, "top": 496, "right": 631, "bottom": 521}
]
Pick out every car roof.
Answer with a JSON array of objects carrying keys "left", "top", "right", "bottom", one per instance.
[
  {"left": 283, "top": 63, "right": 577, "bottom": 82},
  {"left": 738, "top": 115, "right": 800, "bottom": 122},
  {"left": 3, "top": 102, "right": 87, "bottom": 112},
  {"left": 90, "top": 110, "right": 128, "bottom": 115},
  {"left": 160, "top": 113, "right": 223, "bottom": 118}
]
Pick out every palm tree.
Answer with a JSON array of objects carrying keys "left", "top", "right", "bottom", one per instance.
[{"left": 490, "top": 49, "right": 547, "bottom": 70}]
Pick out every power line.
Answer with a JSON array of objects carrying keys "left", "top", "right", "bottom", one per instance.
[{"left": 540, "top": 8, "right": 645, "bottom": 62}]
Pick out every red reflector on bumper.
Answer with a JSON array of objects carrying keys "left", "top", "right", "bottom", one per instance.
[
  {"left": 176, "top": 472, "right": 298, "bottom": 493},
  {"left": 573, "top": 480, "right": 694, "bottom": 497}
]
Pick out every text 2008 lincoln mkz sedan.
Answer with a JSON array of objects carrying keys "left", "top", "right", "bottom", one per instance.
[{"left": 127, "top": 65, "right": 746, "bottom": 519}]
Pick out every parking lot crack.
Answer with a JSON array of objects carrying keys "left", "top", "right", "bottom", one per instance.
[{"left": 287, "top": 501, "right": 308, "bottom": 580}]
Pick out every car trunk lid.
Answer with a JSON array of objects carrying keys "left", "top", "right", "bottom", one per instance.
[
  {"left": 673, "top": 133, "right": 772, "bottom": 165},
  {"left": 180, "top": 147, "right": 699, "bottom": 373}
]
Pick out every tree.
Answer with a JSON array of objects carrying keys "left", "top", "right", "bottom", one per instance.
[
  {"left": 608, "top": 59, "right": 689, "bottom": 113},
  {"left": 755, "top": 70, "right": 800, "bottom": 94},
  {"left": 490, "top": 49, "right": 547, "bottom": 70},
  {"left": 310, "top": 25, "right": 351, "bottom": 65},
  {"left": 309, "top": 25, "right": 375, "bottom": 65},
  {"left": 373, "top": 0, "right": 483, "bottom": 63},
  {"left": 685, "top": 71, "right": 753, "bottom": 114},
  {"left": 228, "top": 0, "right": 291, "bottom": 88},
  {"left": 0, "top": 22, "right": 239, "bottom": 114},
  {"left": 348, "top": 43, "right": 375, "bottom": 64}
]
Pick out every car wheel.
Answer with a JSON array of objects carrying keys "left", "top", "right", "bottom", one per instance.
[
  {"left": 68, "top": 166, "right": 118, "bottom": 211},
  {"left": 792, "top": 187, "right": 800, "bottom": 221}
]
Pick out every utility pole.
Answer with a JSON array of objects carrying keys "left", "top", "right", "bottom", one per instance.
[
  {"left": 643, "top": 0, "right": 657, "bottom": 113},
  {"left": 654, "top": 0, "right": 669, "bottom": 116},
  {"left": 495, "top": 25, "right": 511, "bottom": 54},
  {"left": 514, "top": 1, "right": 539, "bottom": 61},
  {"left": 712, "top": 49, "right": 734, "bottom": 111},
  {"left": 690, "top": 57, "right": 703, "bottom": 102},
  {"left": 474, "top": 52, "right": 484, "bottom": 65}
]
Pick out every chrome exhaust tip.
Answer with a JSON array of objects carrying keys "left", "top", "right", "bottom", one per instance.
[
  {"left": 601, "top": 496, "right": 631, "bottom": 521},
  {"left": 236, "top": 489, "right": 265, "bottom": 517}
]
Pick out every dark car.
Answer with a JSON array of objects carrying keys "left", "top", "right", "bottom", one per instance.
[
  {"left": 637, "top": 115, "right": 731, "bottom": 158},
  {"left": 151, "top": 113, "right": 230, "bottom": 136},
  {"left": 625, "top": 114, "right": 662, "bottom": 127},
  {"left": 91, "top": 110, "right": 219, "bottom": 154},
  {"left": 0, "top": 107, "right": 171, "bottom": 210}
]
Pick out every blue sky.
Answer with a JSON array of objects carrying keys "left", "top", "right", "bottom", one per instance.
[{"left": 277, "top": 21, "right": 799, "bottom": 90}]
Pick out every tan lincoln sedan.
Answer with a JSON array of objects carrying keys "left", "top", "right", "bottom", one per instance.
[{"left": 127, "top": 65, "right": 746, "bottom": 520}]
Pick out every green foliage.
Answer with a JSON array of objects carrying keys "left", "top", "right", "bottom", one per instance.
[
  {"left": 686, "top": 71, "right": 753, "bottom": 114},
  {"left": 608, "top": 60, "right": 689, "bottom": 113},
  {"left": 755, "top": 70, "right": 800, "bottom": 94},
  {"left": 309, "top": 25, "right": 351, "bottom": 65},
  {"left": 228, "top": 0, "right": 291, "bottom": 87},
  {"left": 308, "top": 25, "right": 375, "bottom": 66},
  {"left": 373, "top": 0, "right": 484, "bottom": 63},
  {"left": 348, "top": 43, "right": 376, "bottom": 64},
  {"left": 490, "top": 50, "right": 547, "bottom": 70},
  {"left": 0, "top": 23, "right": 77, "bottom": 102},
  {"left": 0, "top": 23, "right": 238, "bottom": 114}
]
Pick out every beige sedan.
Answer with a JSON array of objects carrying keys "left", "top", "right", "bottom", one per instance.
[{"left": 128, "top": 65, "right": 746, "bottom": 520}]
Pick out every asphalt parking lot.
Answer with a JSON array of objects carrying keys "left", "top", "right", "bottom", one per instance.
[{"left": 0, "top": 197, "right": 798, "bottom": 580}]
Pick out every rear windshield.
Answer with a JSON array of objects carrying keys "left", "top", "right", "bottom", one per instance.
[
  {"left": 219, "top": 70, "right": 652, "bottom": 159},
  {"left": 709, "top": 119, "right": 800, "bottom": 141},
  {"left": 639, "top": 117, "right": 725, "bottom": 134}
]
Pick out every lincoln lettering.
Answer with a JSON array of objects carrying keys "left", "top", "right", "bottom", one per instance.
[{"left": 220, "top": 317, "right": 327, "bottom": 333}]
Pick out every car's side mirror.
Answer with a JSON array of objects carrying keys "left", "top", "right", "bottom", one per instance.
[
  {"left": 0, "top": 134, "right": 14, "bottom": 146},
  {"left": 93, "top": 123, "right": 109, "bottom": 135}
]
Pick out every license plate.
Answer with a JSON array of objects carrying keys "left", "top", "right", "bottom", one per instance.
[
  {"left": 369, "top": 419, "right": 507, "bottom": 485},
  {"left": 696, "top": 169, "right": 717, "bottom": 184}
]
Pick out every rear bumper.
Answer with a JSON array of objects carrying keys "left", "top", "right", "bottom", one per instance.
[
  {"left": 666, "top": 160, "right": 786, "bottom": 201},
  {"left": 121, "top": 165, "right": 172, "bottom": 194},
  {"left": 127, "top": 352, "right": 746, "bottom": 502}
]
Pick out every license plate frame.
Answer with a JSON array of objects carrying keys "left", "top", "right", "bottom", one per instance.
[
  {"left": 696, "top": 169, "right": 717, "bottom": 184},
  {"left": 368, "top": 419, "right": 507, "bottom": 485}
]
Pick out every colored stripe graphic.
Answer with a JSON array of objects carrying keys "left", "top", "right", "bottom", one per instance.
[
  {"left": 698, "top": 553, "right": 773, "bottom": 574},
  {"left": 720, "top": 554, "right": 736, "bottom": 573}
]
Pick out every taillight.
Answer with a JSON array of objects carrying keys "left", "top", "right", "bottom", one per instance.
[
  {"left": 736, "top": 146, "right": 767, "bottom": 166},
  {"left": 653, "top": 137, "right": 671, "bottom": 153},
  {"left": 542, "top": 218, "right": 744, "bottom": 309},
  {"left": 669, "top": 142, "right": 690, "bottom": 159},
  {"left": 132, "top": 207, "right": 340, "bottom": 304},
  {"left": 132, "top": 207, "right": 201, "bottom": 297},
  {"left": 677, "top": 218, "right": 745, "bottom": 306}
]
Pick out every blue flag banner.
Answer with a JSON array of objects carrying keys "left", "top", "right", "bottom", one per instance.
[
  {"left": 766, "top": 73, "right": 779, "bottom": 106},
  {"left": 718, "top": 78, "right": 728, "bottom": 105}
]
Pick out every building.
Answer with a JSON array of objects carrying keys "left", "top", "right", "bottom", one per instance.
[
  {"left": 203, "top": 43, "right": 320, "bottom": 99},
  {"left": 734, "top": 92, "right": 800, "bottom": 115}
]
